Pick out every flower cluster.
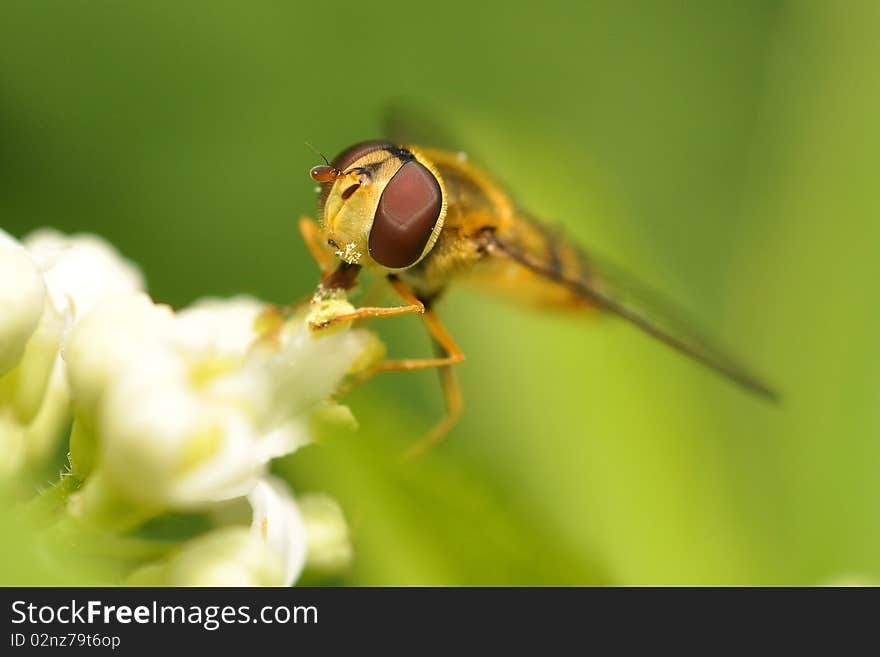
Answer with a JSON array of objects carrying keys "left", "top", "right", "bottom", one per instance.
[{"left": 1, "top": 228, "right": 379, "bottom": 586}]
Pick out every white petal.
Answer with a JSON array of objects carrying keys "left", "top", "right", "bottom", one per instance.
[
  {"left": 0, "top": 245, "right": 46, "bottom": 376},
  {"left": 249, "top": 476, "right": 308, "bottom": 586},
  {"left": 174, "top": 296, "right": 263, "bottom": 358},
  {"left": 66, "top": 290, "right": 376, "bottom": 528},
  {"left": 264, "top": 320, "right": 375, "bottom": 422},
  {"left": 23, "top": 229, "right": 144, "bottom": 325},
  {"left": 256, "top": 419, "right": 312, "bottom": 461},
  {"left": 3, "top": 303, "right": 65, "bottom": 424},
  {"left": 0, "top": 228, "right": 21, "bottom": 249},
  {"left": 63, "top": 293, "right": 174, "bottom": 423},
  {"left": 99, "top": 354, "right": 266, "bottom": 507}
]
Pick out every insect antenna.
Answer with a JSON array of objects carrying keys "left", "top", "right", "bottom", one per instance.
[
  {"left": 305, "top": 141, "right": 331, "bottom": 165},
  {"left": 306, "top": 141, "right": 343, "bottom": 183}
]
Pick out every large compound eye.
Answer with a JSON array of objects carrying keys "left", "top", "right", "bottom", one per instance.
[{"left": 369, "top": 160, "right": 443, "bottom": 268}]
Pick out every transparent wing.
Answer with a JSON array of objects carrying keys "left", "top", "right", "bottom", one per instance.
[{"left": 487, "top": 231, "right": 779, "bottom": 401}]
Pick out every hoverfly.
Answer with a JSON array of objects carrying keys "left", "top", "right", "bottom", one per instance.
[{"left": 299, "top": 129, "right": 776, "bottom": 458}]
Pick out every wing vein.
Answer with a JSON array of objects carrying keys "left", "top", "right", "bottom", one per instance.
[{"left": 486, "top": 231, "right": 779, "bottom": 402}]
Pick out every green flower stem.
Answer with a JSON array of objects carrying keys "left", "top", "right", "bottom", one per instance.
[{"left": 22, "top": 471, "right": 82, "bottom": 523}]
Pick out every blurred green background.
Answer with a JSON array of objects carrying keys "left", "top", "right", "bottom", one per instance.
[{"left": 2, "top": 0, "right": 879, "bottom": 585}]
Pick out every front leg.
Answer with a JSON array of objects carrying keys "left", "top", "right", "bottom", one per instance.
[
  {"left": 338, "top": 294, "right": 466, "bottom": 459},
  {"left": 308, "top": 272, "right": 467, "bottom": 457},
  {"left": 309, "top": 275, "right": 425, "bottom": 330}
]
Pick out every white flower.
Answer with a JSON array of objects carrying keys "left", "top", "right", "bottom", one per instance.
[
  {"left": 64, "top": 294, "right": 174, "bottom": 428},
  {"left": 22, "top": 228, "right": 144, "bottom": 330},
  {"left": 3, "top": 226, "right": 373, "bottom": 585},
  {"left": 0, "top": 229, "right": 146, "bottom": 476},
  {"left": 66, "top": 294, "right": 265, "bottom": 510},
  {"left": 0, "top": 229, "right": 63, "bottom": 427},
  {"left": 17, "top": 228, "right": 145, "bottom": 416},
  {"left": 255, "top": 309, "right": 381, "bottom": 458},
  {"left": 128, "top": 476, "right": 336, "bottom": 587},
  {"left": 248, "top": 476, "right": 308, "bottom": 586},
  {"left": 67, "top": 292, "right": 376, "bottom": 519},
  {"left": 99, "top": 349, "right": 266, "bottom": 507}
]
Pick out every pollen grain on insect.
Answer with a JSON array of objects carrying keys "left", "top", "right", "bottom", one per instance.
[{"left": 335, "top": 242, "right": 362, "bottom": 264}]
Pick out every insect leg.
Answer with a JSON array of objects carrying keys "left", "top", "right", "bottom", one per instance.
[
  {"left": 400, "top": 336, "right": 464, "bottom": 461},
  {"left": 340, "top": 298, "right": 464, "bottom": 388},
  {"left": 341, "top": 296, "right": 465, "bottom": 458},
  {"left": 310, "top": 275, "right": 426, "bottom": 329},
  {"left": 365, "top": 305, "right": 465, "bottom": 373},
  {"left": 299, "top": 216, "right": 335, "bottom": 274}
]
